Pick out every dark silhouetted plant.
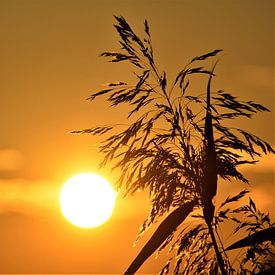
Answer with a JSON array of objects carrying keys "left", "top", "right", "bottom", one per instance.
[{"left": 73, "top": 16, "right": 275, "bottom": 274}]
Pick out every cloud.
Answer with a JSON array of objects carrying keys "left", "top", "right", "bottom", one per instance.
[
  {"left": 240, "top": 153, "right": 274, "bottom": 173},
  {"left": 0, "top": 149, "right": 24, "bottom": 171},
  {"left": 0, "top": 178, "right": 60, "bottom": 216},
  {"left": 257, "top": 153, "right": 274, "bottom": 171},
  {"left": 238, "top": 65, "right": 274, "bottom": 90},
  {"left": 0, "top": 176, "right": 149, "bottom": 223},
  {"left": 250, "top": 185, "right": 274, "bottom": 212}
]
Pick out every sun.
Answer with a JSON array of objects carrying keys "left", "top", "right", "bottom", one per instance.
[{"left": 60, "top": 173, "right": 117, "bottom": 228}]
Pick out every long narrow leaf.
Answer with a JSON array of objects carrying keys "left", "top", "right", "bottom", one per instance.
[
  {"left": 225, "top": 227, "right": 275, "bottom": 251},
  {"left": 124, "top": 201, "right": 196, "bottom": 274},
  {"left": 202, "top": 63, "right": 218, "bottom": 225}
]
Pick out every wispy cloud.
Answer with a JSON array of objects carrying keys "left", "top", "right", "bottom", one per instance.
[
  {"left": 239, "top": 153, "right": 274, "bottom": 173},
  {"left": 238, "top": 65, "right": 273, "bottom": 90},
  {"left": 0, "top": 149, "right": 23, "bottom": 171},
  {"left": 0, "top": 178, "right": 60, "bottom": 216},
  {"left": 0, "top": 176, "right": 149, "bottom": 223}
]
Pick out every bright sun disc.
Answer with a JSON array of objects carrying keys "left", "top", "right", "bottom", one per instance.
[{"left": 60, "top": 173, "right": 117, "bottom": 228}]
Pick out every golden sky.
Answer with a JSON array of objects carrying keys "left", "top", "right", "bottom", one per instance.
[{"left": 0, "top": 0, "right": 274, "bottom": 273}]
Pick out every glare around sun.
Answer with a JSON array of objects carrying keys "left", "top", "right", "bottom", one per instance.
[{"left": 60, "top": 173, "right": 117, "bottom": 228}]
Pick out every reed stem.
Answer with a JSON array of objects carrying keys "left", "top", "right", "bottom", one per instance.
[{"left": 207, "top": 222, "right": 227, "bottom": 275}]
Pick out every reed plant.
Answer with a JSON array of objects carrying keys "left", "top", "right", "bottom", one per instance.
[{"left": 74, "top": 16, "right": 275, "bottom": 274}]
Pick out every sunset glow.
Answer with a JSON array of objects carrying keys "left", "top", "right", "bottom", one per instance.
[
  {"left": 0, "top": 1, "right": 273, "bottom": 273},
  {"left": 60, "top": 173, "right": 116, "bottom": 228}
]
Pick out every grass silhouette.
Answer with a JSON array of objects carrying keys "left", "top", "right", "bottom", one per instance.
[{"left": 74, "top": 16, "right": 275, "bottom": 274}]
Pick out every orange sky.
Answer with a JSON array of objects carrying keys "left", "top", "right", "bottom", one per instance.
[{"left": 0, "top": 0, "right": 274, "bottom": 273}]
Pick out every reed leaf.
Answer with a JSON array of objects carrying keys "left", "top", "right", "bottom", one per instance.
[
  {"left": 124, "top": 201, "right": 196, "bottom": 274},
  {"left": 202, "top": 65, "right": 217, "bottom": 226},
  {"left": 226, "top": 227, "right": 275, "bottom": 251}
]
